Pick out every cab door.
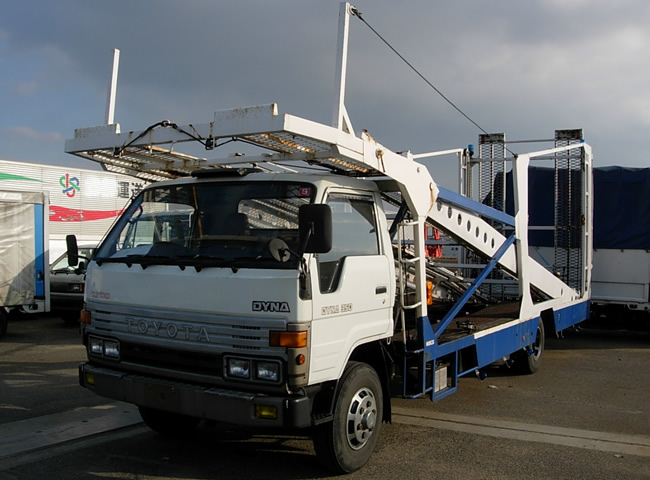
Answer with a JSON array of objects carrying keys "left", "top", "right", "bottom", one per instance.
[{"left": 309, "top": 192, "right": 393, "bottom": 383}]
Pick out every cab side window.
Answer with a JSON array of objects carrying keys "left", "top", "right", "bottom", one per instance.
[{"left": 317, "top": 194, "right": 379, "bottom": 293}]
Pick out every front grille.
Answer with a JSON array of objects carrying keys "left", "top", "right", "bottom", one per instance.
[
  {"left": 121, "top": 342, "right": 223, "bottom": 377},
  {"left": 87, "top": 302, "right": 286, "bottom": 354}
]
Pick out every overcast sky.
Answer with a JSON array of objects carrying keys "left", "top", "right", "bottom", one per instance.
[{"left": 1, "top": 0, "right": 649, "bottom": 189}]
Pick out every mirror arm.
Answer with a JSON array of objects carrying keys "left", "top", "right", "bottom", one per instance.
[{"left": 298, "top": 222, "right": 314, "bottom": 257}]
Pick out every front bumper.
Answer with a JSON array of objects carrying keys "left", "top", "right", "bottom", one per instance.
[{"left": 79, "top": 363, "right": 313, "bottom": 428}]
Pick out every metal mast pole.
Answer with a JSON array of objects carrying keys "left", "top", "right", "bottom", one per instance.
[
  {"left": 332, "top": 2, "right": 354, "bottom": 135},
  {"left": 105, "top": 48, "right": 120, "bottom": 125}
]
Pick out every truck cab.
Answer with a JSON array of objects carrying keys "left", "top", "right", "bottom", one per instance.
[{"left": 78, "top": 168, "right": 395, "bottom": 433}]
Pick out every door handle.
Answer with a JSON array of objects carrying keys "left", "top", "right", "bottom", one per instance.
[{"left": 375, "top": 286, "right": 387, "bottom": 295}]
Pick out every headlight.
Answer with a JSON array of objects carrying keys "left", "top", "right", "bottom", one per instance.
[
  {"left": 89, "top": 336, "right": 103, "bottom": 355},
  {"left": 103, "top": 340, "right": 120, "bottom": 359},
  {"left": 224, "top": 356, "right": 282, "bottom": 383},
  {"left": 227, "top": 358, "right": 250, "bottom": 379},
  {"left": 256, "top": 361, "right": 280, "bottom": 382},
  {"left": 88, "top": 335, "right": 120, "bottom": 360}
]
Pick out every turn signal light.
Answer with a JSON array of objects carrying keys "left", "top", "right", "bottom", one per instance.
[
  {"left": 80, "top": 309, "right": 92, "bottom": 324},
  {"left": 269, "top": 330, "right": 307, "bottom": 348}
]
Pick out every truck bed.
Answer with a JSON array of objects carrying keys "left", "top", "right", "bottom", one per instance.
[{"left": 437, "top": 301, "right": 520, "bottom": 344}]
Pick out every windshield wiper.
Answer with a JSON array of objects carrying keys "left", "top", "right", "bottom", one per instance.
[
  {"left": 95, "top": 253, "right": 180, "bottom": 269},
  {"left": 176, "top": 254, "right": 231, "bottom": 272},
  {"left": 121, "top": 254, "right": 169, "bottom": 269},
  {"left": 96, "top": 252, "right": 291, "bottom": 272},
  {"left": 181, "top": 255, "right": 259, "bottom": 272}
]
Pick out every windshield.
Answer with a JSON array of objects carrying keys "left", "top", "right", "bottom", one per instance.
[
  {"left": 51, "top": 247, "right": 96, "bottom": 273},
  {"left": 95, "top": 180, "right": 315, "bottom": 269}
]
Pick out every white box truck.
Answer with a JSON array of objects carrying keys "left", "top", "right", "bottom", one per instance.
[
  {"left": 0, "top": 190, "right": 49, "bottom": 338},
  {"left": 0, "top": 159, "right": 145, "bottom": 260}
]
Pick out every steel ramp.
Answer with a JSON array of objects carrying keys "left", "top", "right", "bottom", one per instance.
[
  {"left": 66, "top": 104, "right": 434, "bottom": 200},
  {"left": 427, "top": 187, "right": 578, "bottom": 305}
]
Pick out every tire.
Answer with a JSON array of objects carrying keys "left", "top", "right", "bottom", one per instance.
[
  {"left": 138, "top": 406, "right": 201, "bottom": 436},
  {"left": 61, "top": 311, "right": 80, "bottom": 324},
  {"left": 313, "top": 362, "right": 383, "bottom": 474},
  {"left": 514, "top": 318, "right": 545, "bottom": 374},
  {"left": 0, "top": 308, "right": 7, "bottom": 339}
]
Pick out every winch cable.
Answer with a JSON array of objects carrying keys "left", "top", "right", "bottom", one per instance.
[{"left": 350, "top": 7, "right": 517, "bottom": 157}]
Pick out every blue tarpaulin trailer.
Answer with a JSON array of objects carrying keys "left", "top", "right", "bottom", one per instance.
[{"left": 506, "top": 166, "right": 650, "bottom": 317}]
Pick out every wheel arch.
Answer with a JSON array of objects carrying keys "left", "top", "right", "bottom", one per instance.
[
  {"left": 311, "top": 340, "right": 392, "bottom": 425},
  {"left": 348, "top": 341, "right": 392, "bottom": 423},
  {"left": 540, "top": 307, "right": 555, "bottom": 337}
]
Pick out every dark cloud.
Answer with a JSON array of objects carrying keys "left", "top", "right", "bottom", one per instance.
[{"left": 2, "top": 1, "right": 650, "bottom": 185}]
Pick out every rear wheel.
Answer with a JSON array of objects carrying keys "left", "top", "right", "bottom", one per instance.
[
  {"left": 0, "top": 308, "right": 7, "bottom": 339},
  {"left": 514, "top": 319, "right": 545, "bottom": 374},
  {"left": 313, "top": 362, "right": 383, "bottom": 473},
  {"left": 138, "top": 406, "right": 201, "bottom": 436}
]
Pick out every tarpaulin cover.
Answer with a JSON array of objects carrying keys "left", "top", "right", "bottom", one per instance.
[
  {"left": 503, "top": 166, "right": 650, "bottom": 250},
  {"left": 0, "top": 192, "right": 37, "bottom": 306},
  {"left": 592, "top": 166, "right": 650, "bottom": 249}
]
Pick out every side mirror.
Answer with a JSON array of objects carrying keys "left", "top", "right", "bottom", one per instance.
[
  {"left": 299, "top": 204, "right": 332, "bottom": 254},
  {"left": 66, "top": 234, "right": 79, "bottom": 267}
]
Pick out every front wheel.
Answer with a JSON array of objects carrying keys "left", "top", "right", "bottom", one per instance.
[
  {"left": 313, "top": 362, "right": 383, "bottom": 474},
  {"left": 513, "top": 319, "right": 545, "bottom": 374}
]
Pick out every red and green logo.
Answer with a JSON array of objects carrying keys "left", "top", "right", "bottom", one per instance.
[{"left": 59, "top": 173, "right": 80, "bottom": 198}]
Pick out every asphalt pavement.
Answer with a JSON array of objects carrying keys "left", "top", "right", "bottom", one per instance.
[{"left": 1, "top": 313, "right": 649, "bottom": 479}]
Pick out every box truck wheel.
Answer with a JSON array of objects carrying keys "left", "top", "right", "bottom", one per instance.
[
  {"left": 313, "top": 361, "right": 383, "bottom": 473},
  {"left": 0, "top": 308, "right": 7, "bottom": 339},
  {"left": 138, "top": 406, "right": 201, "bottom": 436},
  {"left": 514, "top": 319, "right": 545, "bottom": 374}
]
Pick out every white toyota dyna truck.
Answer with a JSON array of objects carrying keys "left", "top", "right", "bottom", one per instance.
[{"left": 64, "top": 3, "right": 593, "bottom": 473}]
